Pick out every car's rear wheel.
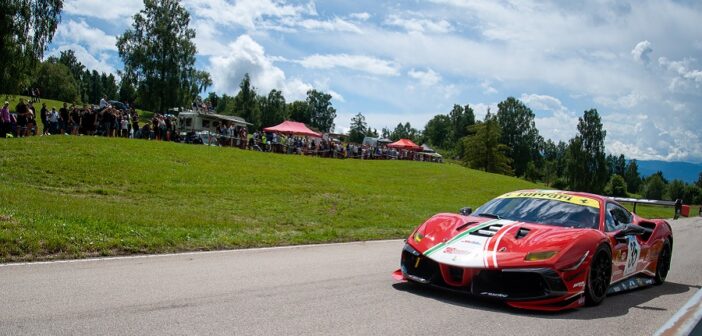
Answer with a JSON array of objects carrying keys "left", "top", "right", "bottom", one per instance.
[
  {"left": 585, "top": 245, "right": 612, "bottom": 306},
  {"left": 654, "top": 239, "right": 672, "bottom": 285}
]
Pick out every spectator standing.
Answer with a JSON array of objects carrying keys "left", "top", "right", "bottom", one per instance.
[
  {"left": 59, "top": 103, "right": 69, "bottom": 135},
  {"left": 48, "top": 108, "right": 59, "bottom": 134},
  {"left": 0, "top": 101, "right": 10, "bottom": 137},
  {"left": 120, "top": 116, "right": 129, "bottom": 137},
  {"left": 674, "top": 199, "right": 683, "bottom": 220},
  {"left": 70, "top": 106, "right": 81, "bottom": 135},
  {"left": 131, "top": 110, "right": 139, "bottom": 137},
  {"left": 15, "top": 99, "right": 28, "bottom": 137},
  {"left": 40, "top": 103, "right": 48, "bottom": 135}
]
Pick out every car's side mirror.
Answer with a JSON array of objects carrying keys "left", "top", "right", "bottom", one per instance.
[
  {"left": 459, "top": 207, "right": 472, "bottom": 216},
  {"left": 614, "top": 225, "right": 646, "bottom": 241}
]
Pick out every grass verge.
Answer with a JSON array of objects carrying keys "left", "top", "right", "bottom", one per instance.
[{"left": 0, "top": 136, "right": 541, "bottom": 262}]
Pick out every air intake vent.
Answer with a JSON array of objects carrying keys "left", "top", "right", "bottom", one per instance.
[
  {"left": 515, "top": 228, "right": 530, "bottom": 239},
  {"left": 470, "top": 224, "right": 504, "bottom": 237}
]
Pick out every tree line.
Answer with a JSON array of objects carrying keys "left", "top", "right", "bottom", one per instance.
[{"left": 349, "top": 97, "right": 702, "bottom": 203}]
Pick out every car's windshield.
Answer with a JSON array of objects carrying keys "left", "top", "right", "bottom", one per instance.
[{"left": 473, "top": 197, "right": 600, "bottom": 229}]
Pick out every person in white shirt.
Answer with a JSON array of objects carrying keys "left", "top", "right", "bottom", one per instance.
[
  {"left": 48, "top": 108, "right": 59, "bottom": 134},
  {"left": 99, "top": 96, "right": 110, "bottom": 109}
]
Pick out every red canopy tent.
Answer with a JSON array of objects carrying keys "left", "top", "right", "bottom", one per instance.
[
  {"left": 387, "top": 138, "right": 422, "bottom": 151},
  {"left": 263, "top": 121, "right": 321, "bottom": 138}
]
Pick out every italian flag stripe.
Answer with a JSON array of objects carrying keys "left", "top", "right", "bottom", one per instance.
[{"left": 424, "top": 219, "right": 498, "bottom": 256}]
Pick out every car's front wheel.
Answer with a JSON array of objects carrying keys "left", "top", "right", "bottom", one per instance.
[
  {"left": 585, "top": 245, "right": 612, "bottom": 306},
  {"left": 654, "top": 239, "right": 672, "bottom": 285}
]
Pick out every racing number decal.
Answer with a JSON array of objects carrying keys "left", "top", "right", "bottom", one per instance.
[{"left": 623, "top": 236, "right": 641, "bottom": 276}]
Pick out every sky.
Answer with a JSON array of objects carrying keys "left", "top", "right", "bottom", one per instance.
[{"left": 48, "top": 0, "right": 702, "bottom": 163}]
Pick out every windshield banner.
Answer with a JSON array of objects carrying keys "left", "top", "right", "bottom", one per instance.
[{"left": 497, "top": 191, "right": 600, "bottom": 209}]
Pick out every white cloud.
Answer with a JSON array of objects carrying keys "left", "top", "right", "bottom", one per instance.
[
  {"left": 46, "top": 44, "right": 116, "bottom": 75},
  {"left": 520, "top": 94, "right": 578, "bottom": 143},
  {"left": 594, "top": 91, "right": 645, "bottom": 109},
  {"left": 297, "top": 54, "right": 400, "bottom": 76},
  {"left": 281, "top": 17, "right": 362, "bottom": 33},
  {"left": 349, "top": 12, "right": 371, "bottom": 21},
  {"left": 631, "top": 40, "right": 653, "bottom": 63},
  {"left": 184, "top": 0, "right": 307, "bottom": 30},
  {"left": 407, "top": 68, "right": 441, "bottom": 86},
  {"left": 55, "top": 20, "right": 117, "bottom": 53},
  {"left": 480, "top": 80, "right": 497, "bottom": 95},
  {"left": 208, "top": 35, "right": 314, "bottom": 101},
  {"left": 384, "top": 14, "right": 452, "bottom": 33},
  {"left": 63, "top": 0, "right": 143, "bottom": 20},
  {"left": 658, "top": 56, "right": 702, "bottom": 93}
]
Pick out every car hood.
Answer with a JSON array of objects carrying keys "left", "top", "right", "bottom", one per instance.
[{"left": 409, "top": 213, "right": 597, "bottom": 269}]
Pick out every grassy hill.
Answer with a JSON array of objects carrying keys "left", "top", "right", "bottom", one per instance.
[{"left": 0, "top": 137, "right": 676, "bottom": 262}]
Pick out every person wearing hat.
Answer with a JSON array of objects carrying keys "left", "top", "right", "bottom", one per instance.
[{"left": 0, "top": 101, "right": 10, "bottom": 137}]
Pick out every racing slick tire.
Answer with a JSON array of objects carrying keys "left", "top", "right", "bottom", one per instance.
[
  {"left": 585, "top": 244, "right": 612, "bottom": 306},
  {"left": 654, "top": 239, "right": 672, "bottom": 285}
]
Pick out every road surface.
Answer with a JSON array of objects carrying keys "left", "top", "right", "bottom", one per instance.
[{"left": 1, "top": 217, "right": 701, "bottom": 335}]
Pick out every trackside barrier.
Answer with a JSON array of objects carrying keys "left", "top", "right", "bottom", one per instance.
[
  {"left": 609, "top": 197, "right": 676, "bottom": 216},
  {"left": 654, "top": 288, "right": 702, "bottom": 336}
]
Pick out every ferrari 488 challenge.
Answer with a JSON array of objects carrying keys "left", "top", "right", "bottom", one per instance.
[{"left": 392, "top": 190, "right": 673, "bottom": 311}]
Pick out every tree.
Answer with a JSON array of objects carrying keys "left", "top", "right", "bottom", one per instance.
[
  {"left": 644, "top": 174, "right": 666, "bottom": 200},
  {"left": 260, "top": 89, "right": 286, "bottom": 128},
  {"left": 89, "top": 70, "right": 103, "bottom": 104},
  {"left": 117, "top": 0, "right": 206, "bottom": 113},
  {"left": 449, "top": 104, "right": 474, "bottom": 142},
  {"left": 424, "top": 114, "right": 451, "bottom": 148},
  {"left": 390, "top": 122, "right": 420, "bottom": 142},
  {"left": 381, "top": 127, "right": 391, "bottom": 139},
  {"left": 287, "top": 100, "right": 310, "bottom": 124},
  {"left": 565, "top": 109, "right": 608, "bottom": 193},
  {"left": 231, "top": 74, "right": 260, "bottom": 129},
  {"left": 696, "top": 172, "right": 702, "bottom": 189},
  {"left": 667, "top": 179, "right": 686, "bottom": 201},
  {"left": 348, "top": 113, "right": 368, "bottom": 144},
  {"left": 306, "top": 90, "right": 336, "bottom": 132},
  {"left": 206, "top": 92, "right": 219, "bottom": 110},
  {"left": 32, "top": 60, "right": 79, "bottom": 103},
  {"left": 58, "top": 49, "right": 86, "bottom": 99},
  {"left": 119, "top": 74, "right": 137, "bottom": 105},
  {"left": 624, "top": 159, "right": 642, "bottom": 194},
  {"left": 0, "top": 0, "right": 63, "bottom": 94},
  {"left": 496, "top": 97, "right": 541, "bottom": 176},
  {"left": 101, "top": 73, "right": 118, "bottom": 99},
  {"left": 683, "top": 185, "right": 702, "bottom": 204},
  {"left": 605, "top": 175, "right": 628, "bottom": 197},
  {"left": 462, "top": 112, "right": 513, "bottom": 175}
]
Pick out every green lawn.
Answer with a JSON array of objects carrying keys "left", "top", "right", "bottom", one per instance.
[
  {"left": 0, "top": 136, "right": 542, "bottom": 262},
  {"left": 0, "top": 136, "right": 682, "bottom": 262}
]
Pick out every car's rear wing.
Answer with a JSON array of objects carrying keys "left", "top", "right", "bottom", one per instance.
[{"left": 608, "top": 197, "right": 676, "bottom": 214}]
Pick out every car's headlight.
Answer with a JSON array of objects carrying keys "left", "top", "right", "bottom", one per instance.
[{"left": 524, "top": 250, "right": 558, "bottom": 261}]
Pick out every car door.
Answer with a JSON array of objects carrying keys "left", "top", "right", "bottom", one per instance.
[{"left": 605, "top": 203, "right": 639, "bottom": 283}]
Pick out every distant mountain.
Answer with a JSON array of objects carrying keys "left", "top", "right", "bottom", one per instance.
[{"left": 635, "top": 160, "right": 702, "bottom": 184}]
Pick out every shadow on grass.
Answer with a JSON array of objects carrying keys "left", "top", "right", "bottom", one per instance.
[{"left": 392, "top": 281, "right": 699, "bottom": 319}]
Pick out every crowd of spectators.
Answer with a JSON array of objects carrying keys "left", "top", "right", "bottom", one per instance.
[
  {"left": 208, "top": 126, "right": 441, "bottom": 162},
  {"left": 0, "top": 97, "right": 180, "bottom": 141},
  {"left": 1, "top": 97, "right": 442, "bottom": 163}
]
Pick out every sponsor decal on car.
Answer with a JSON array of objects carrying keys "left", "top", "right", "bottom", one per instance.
[
  {"left": 425, "top": 219, "right": 516, "bottom": 268},
  {"left": 497, "top": 190, "right": 600, "bottom": 209}
]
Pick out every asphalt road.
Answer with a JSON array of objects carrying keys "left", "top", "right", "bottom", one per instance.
[{"left": 1, "top": 217, "right": 701, "bottom": 336}]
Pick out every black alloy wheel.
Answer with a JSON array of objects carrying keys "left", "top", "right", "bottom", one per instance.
[
  {"left": 585, "top": 245, "right": 612, "bottom": 306},
  {"left": 655, "top": 239, "right": 672, "bottom": 285}
]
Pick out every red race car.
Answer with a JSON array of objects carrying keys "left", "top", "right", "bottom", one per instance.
[{"left": 393, "top": 190, "right": 673, "bottom": 311}]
